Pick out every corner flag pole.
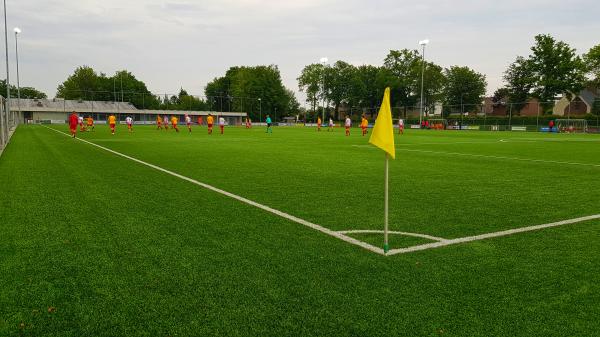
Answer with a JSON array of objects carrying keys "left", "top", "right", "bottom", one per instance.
[{"left": 384, "top": 153, "right": 389, "bottom": 253}]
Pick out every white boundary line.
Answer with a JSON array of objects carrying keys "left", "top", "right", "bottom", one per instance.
[
  {"left": 387, "top": 214, "right": 600, "bottom": 255},
  {"left": 42, "top": 126, "right": 385, "bottom": 255},
  {"left": 353, "top": 145, "right": 600, "bottom": 168},
  {"left": 42, "top": 126, "right": 600, "bottom": 256},
  {"left": 337, "top": 229, "right": 448, "bottom": 242},
  {"left": 396, "top": 148, "right": 600, "bottom": 168}
]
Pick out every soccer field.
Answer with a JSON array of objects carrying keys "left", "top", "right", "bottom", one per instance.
[{"left": 2, "top": 124, "right": 600, "bottom": 336}]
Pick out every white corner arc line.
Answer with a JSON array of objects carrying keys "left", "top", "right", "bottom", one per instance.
[
  {"left": 386, "top": 214, "right": 600, "bottom": 255},
  {"left": 42, "top": 126, "right": 385, "bottom": 256},
  {"left": 337, "top": 229, "right": 448, "bottom": 242}
]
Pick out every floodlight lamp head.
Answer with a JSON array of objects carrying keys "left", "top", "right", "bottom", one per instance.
[
  {"left": 14, "top": 27, "right": 21, "bottom": 34},
  {"left": 419, "top": 39, "right": 429, "bottom": 46},
  {"left": 319, "top": 57, "right": 328, "bottom": 64}
]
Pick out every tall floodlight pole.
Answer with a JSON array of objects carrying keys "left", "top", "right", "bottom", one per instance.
[
  {"left": 14, "top": 27, "right": 20, "bottom": 122},
  {"left": 3, "top": 0, "right": 11, "bottom": 131},
  {"left": 258, "top": 98, "right": 262, "bottom": 123},
  {"left": 418, "top": 39, "right": 429, "bottom": 126},
  {"left": 319, "top": 57, "right": 328, "bottom": 123}
]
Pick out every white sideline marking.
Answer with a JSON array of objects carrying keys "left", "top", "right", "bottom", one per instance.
[
  {"left": 396, "top": 148, "right": 600, "bottom": 168},
  {"left": 354, "top": 145, "right": 600, "bottom": 168},
  {"left": 387, "top": 214, "right": 600, "bottom": 255},
  {"left": 337, "top": 229, "right": 448, "bottom": 242},
  {"left": 43, "top": 126, "right": 600, "bottom": 256},
  {"left": 42, "top": 126, "right": 385, "bottom": 255}
]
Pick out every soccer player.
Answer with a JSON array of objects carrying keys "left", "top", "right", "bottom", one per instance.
[
  {"left": 126, "top": 116, "right": 133, "bottom": 132},
  {"left": 245, "top": 117, "right": 251, "bottom": 129},
  {"left": 265, "top": 114, "right": 272, "bottom": 133},
  {"left": 163, "top": 115, "right": 170, "bottom": 130},
  {"left": 198, "top": 115, "right": 203, "bottom": 127},
  {"left": 86, "top": 116, "right": 94, "bottom": 131},
  {"left": 360, "top": 115, "right": 368, "bottom": 136},
  {"left": 108, "top": 114, "right": 117, "bottom": 135},
  {"left": 317, "top": 116, "right": 322, "bottom": 131},
  {"left": 219, "top": 116, "right": 225, "bottom": 134},
  {"left": 328, "top": 117, "right": 334, "bottom": 132},
  {"left": 549, "top": 120, "right": 555, "bottom": 133},
  {"left": 345, "top": 115, "right": 351, "bottom": 136},
  {"left": 185, "top": 114, "right": 192, "bottom": 132},
  {"left": 207, "top": 113, "right": 214, "bottom": 135},
  {"left": 156, "top": 115, "right": 163, "bottom": 130},
  {"left": 171, "top": 115, "right": 179, "bottom": 132},
  {"left": 78, "top": 115, "right": 85, "bottom": 132},
  {"left": 69, "top": 111, "right": 78, "bottom": 138},
  {"left": 398, "top": 118, "right": 404, "bottom": 135}
]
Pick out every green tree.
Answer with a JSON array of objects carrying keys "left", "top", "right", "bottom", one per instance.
[
  {"left": 324, "top": 61, "right": 355, "bottom": 116},
  {"left": 443, "top": 66, "right": 487, "bottom": 114},
  {"left": 56, "top": 66, "right": 159, "bottom": 109},
  {"left": 112, "top": 70, "right": 160, "bottom": 109},
  {"left": 56, "top": 66, "right": 102, "bottom": 100},
  {"left": 352, "top": 65, "right": 381, "bottom": 111},
  {"left": 503, "top": 56, "right": 534, "bottom": 113},
  {"left": 584, "top": 44, "right": 600, "bottom": 86},
  {"left": 0, "top": 80, "right": 47, "bottom": 98},
  {"left": 380, "top": 49, "right": 421, "bottom": 109},
  {"left": 417, "top": 61, "right": 446, "bottom": 115},
  {"left": 528, "top": 34, "right": 586, "bottom": 113},
  {"left": 298, "top": 63, "right": 325, "bottom": 114},
  {"left": 206, "top": 65, "right": 294, "bottom": 120}
]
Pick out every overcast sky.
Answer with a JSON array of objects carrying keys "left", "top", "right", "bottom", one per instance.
[{"left": 7, "top": 0, "right": 600, "bottom": 104}]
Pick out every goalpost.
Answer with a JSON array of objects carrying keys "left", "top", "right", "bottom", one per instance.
[
  {"left": 555, "top": 119, "right": 588, "bottom": 133},
  {"left": 428, "top": 118, "right": 447, "bottom": 130}
]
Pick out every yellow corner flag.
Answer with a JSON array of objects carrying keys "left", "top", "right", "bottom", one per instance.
[{"left": 369, "top": 87, "right": 395, "bottom": 159}]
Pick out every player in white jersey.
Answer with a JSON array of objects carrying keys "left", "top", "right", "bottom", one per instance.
[
  {"left": 398, "top": 118, "right": 404, "bottom": 135},
  {"left": 185, "top": 114, "right": 192, "bottom": 132},
  {"left": 126, "top": 116, "right": 133, "bottom": 132},
  {"left": 344, "top": 116, "right": 351, "bottom": 136},
  {"left": 163, "top": 115, "right": 170, "bottom": 130},
  {"left": 218, "top": 117, "right": 226, "bottom": 134},
  {"left": 78, "top": 116, "right": 85, "bottom": 132},
  {"left": 328, "top": 118, "right": 334, "bottom": 132}
]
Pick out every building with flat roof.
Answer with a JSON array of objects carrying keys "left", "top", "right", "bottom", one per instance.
[{"left": 11, "top": 98, "right": 247, "bottom": 125}]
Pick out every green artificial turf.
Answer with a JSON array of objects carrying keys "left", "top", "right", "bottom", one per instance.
[{"left": 1, "top": 124, "right": 599, "bottom": 336}]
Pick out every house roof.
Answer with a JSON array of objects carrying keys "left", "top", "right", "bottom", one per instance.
[
  {"left": 8, "top": 98, "right": 246, "bottom": 117},
  {"left": 579, "top": 89, "right": 598, "bottom": 106}
]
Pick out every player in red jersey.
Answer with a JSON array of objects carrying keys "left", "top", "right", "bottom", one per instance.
[{"left": 69, "top": 112, "right": 78, "bottom": 138}]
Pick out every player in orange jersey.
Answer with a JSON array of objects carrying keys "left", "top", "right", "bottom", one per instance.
[
  {"left": 108, "top": 114, "right": 117, "bottom": 135},
  {"left": 360, "top": 115, "right": 368, "bottom": 136},
  {"left": 171, "top": 116, "right": 179, "bottom": 132},
  {"left": 207, "top": 114, "right": 214, "bottom": 135},
  {"left": 86, "top": 116, "right": 94, "bottom": 131},
  {"left": 156, "top": 115, "right": 163, "bottom": 130}
]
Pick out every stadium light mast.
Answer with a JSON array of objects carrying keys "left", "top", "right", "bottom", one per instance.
[
  {"left": 319, "top": 57, "right": 328, "bottom": 122},
  {"left": 3, "top": 0, "right": 11, "bottom": 132},
  {"left": 258, "top": 98, "right": 262, "bottom": 122},
  {"left": 14, "top": 27, "right": 20, "bottom": 119},
  {"left": 418, "top": 39, "right": 429, "bottom": 126}
]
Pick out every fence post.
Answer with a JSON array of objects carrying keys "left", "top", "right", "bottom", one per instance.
[
  {"left": 536, "top": 102, "right": 540, "bottom": 132},
  {"left": 508, "top": 103, "right": 512, "bottom": 131}
]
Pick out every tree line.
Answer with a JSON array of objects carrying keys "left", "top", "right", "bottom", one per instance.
[
  {"left": 499, "top": 34, "right": 599, "bottom": 114},
  {"left": 7, "top": 33, "right": 599, "bottom": 119},
  {"left": 298, "top": 34, "right": 600, "bottom": 117}
]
